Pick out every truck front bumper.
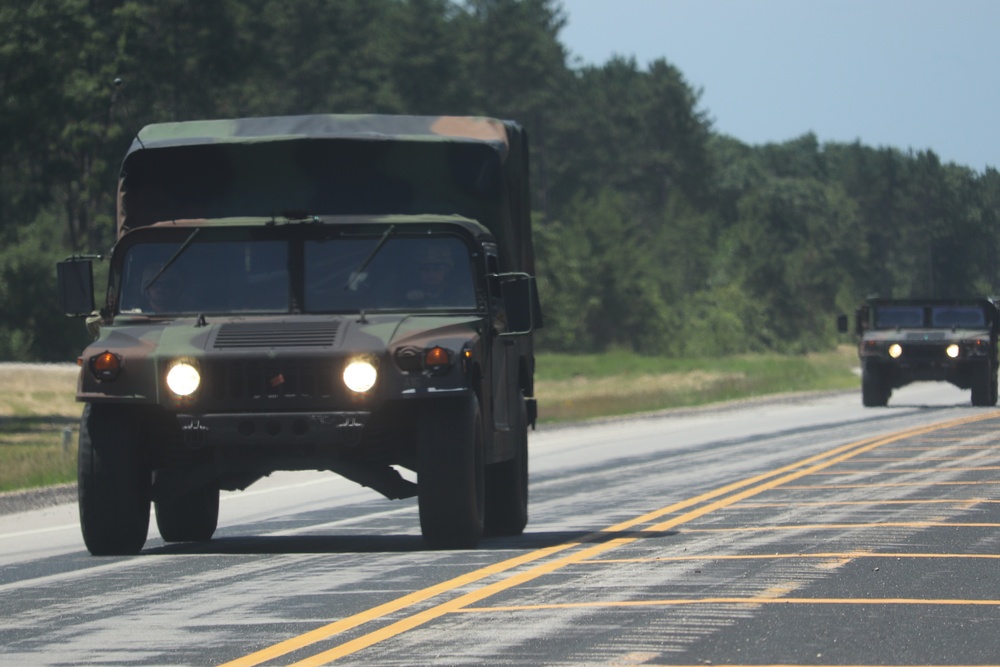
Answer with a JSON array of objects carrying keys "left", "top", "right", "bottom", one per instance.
[{"left": 176, "top": 411, "right": 369, "bottom": 448}]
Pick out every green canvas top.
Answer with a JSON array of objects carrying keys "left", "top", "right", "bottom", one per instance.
[
  {"left": 129, "top": 114, "right": 512, "bottom": 156},
  {"left": 117, "top": 114, "right": 533, "bottom": 274}
]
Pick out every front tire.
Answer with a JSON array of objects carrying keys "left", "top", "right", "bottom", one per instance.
[
  {"left": 154, "top": 470, "right": 220, "bottom": 543},
  {"left": 862, "top": 364, "right": 890, "bottom": 407},
  {"left": 418, "top": 394, "right": 485, "bottom": 549},
  {"left": 78, "top": 404, "right": 151, "bottom": 556},
  {"left": 970, "top": 363, "right": 997, "bottom": 406}
]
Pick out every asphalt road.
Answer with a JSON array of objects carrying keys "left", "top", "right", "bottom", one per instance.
[{"left": 3, "top": 382, "right": 1000, "bottom": 666}]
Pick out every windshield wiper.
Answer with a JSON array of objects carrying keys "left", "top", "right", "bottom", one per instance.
[
  {"left": 346, "top": 225, "right": 395, "bottom": 291},
  {"left": 144, "top": 228, "right": 201, "bottom": 289}
]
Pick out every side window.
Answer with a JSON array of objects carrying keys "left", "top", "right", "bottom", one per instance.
[{"left": 398, "top": 238, "right": 477, "bottom": 309}]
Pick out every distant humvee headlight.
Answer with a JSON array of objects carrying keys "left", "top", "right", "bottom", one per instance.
[
  {"left": 343, "top": 359, "right": 377, "bottom": 393},
  {"left": 946, "top": 344, "right": 961, "bottom": 358},
  {"left": 888, "top": 343, "right": 903, "bottom": 358},
  {"left": 166, "top": 362, "right": 201, "bottom": 397}
]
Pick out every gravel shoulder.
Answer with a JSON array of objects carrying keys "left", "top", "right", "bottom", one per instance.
[{"left": 0, "top": 483, "right": 77, "bottom": 516}]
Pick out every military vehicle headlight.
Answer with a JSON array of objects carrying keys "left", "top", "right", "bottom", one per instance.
[
  {"left": 343, "top": 359, "right": 377, "bottom": 393},
  {"left": 946, "top": 344, "right": 961, "bottom": 358},
  {"left": 888, "top": 343, "right": 903, "bottom": 358},
  {"left": 166, "top": 362, "right": 201, "bottom": 397}
]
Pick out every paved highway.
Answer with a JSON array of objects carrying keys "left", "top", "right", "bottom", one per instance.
[{"left": 2, "top": 382, "right": 1000, "bottom": 666}]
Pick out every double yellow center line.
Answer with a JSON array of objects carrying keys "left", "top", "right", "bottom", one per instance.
[{"left": 220, "top": 412, "right": 999, "bottom": 667}]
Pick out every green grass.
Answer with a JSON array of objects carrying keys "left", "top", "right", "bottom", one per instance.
[
  {"left": 0, "top": 416, "right": 79, "bottom": 492},
  {"left": 0, "top": 349, "right": 862, "bottom": 492},
  {"left": 0, "top": 364, "right": 81, "bottom": 493},
  {"left": 534, "top": 346, "right": 859, "bottom": 422},
  {"left": 0, "top": 439, "right": 77, "bottom": 491}
]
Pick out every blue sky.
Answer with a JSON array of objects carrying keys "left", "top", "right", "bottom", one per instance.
[{"left": 558, "top": 0, "right": 1000, "bottom": 173}]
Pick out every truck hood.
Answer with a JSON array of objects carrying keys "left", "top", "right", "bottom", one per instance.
[
  {"left": 91, "top": 313, "right": 483, "bottom": 358},
  {"left": 864, "top": 328, "right": 992, "bottom": 343},
  {"left": 79, "top": 314, "right": 484, "bottom": 402}
]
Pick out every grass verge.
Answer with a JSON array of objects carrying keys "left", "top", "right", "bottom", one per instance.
[
  {"left": 534, "top": 346, "right": 859, "bottom": 422},
  {"left": 0, "top": 348, "right": 861, "bottom": 492},
  {"left": 0, "top": 364, "right": 81, "bottom": 493}
]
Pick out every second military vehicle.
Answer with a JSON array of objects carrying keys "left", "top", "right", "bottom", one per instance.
[{"left": 838, "top": 298, "right": 999, "bottom": 407}]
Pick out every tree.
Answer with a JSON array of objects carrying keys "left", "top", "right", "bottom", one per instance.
[
  {"left": 715, "top": 177, "right": 863, "bottom": 351},
  {"left": 545, "top": 56, "right": 712, "bottom": 221},
  {"left": 536, "top": 189, "right": 672, "bottom": 353}
]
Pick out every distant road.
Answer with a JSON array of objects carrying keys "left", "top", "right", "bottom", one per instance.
[{"left": 3, "top": 382, "right": 1000, "bottom": 665}]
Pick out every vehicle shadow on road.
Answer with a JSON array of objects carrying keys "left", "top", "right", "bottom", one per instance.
[
  {"left": 876, "top": 403, "right": 988, "bottom": 409},
  {"left": 142, "top": 528, "right": 679, "bottom": 556}
]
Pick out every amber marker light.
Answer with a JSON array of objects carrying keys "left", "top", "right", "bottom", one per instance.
[
  {"left": 424, "top": 346, "right": 451, "bottom": 368},
  {"left": 89, "top": 351, "right": 121, "bottom": 381}
]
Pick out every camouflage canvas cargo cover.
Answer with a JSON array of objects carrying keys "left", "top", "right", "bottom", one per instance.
[
  {"left": 117, "top": 114, "right": 535, "bottom": 275},
  {"left": 839, "top": 298, "right": 999, "bottom": 407},
  {"left": 58, "top": 114, "right": 542, "bottom": 555}
]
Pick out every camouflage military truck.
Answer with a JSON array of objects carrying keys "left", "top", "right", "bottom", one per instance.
[
  {"left": 838, "top": 298, "right": 999, "bottom": 407},
  {"left": 57, "top": 115, "right": 542, "bottom": 555}
]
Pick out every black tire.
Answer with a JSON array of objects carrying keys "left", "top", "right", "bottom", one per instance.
[
  {"left": 154, "top": 470, "right": 220, "bottom": 543},
  {"left": 970, "top": 364, "right": 997, "bottom": 406},
  {"left": 484, "top": 393, "right": 528, "bottom": 536},
  {"left": 78, "top": 404, "right": 151, "bottom": 556},
  {"left": 861, "top": 365, "right": 889, "bottom": 407},
  {"left": 418, "top": 394, "right": 485, "bottom": 549}
]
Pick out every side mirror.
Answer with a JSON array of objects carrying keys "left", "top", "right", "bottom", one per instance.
[
  {"left": 57, "top": 258, "right": 95, "bottom": 317},
  {"left": 836, "top": 314, "right": 848, "bottom": 334},
  {"left": 497, "top": 273, "right": 537, "bottom": 336}
]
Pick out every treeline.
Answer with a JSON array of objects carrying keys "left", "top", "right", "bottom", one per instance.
[{"left": 3, "top": 0, "right": 999, "bottom": 360}]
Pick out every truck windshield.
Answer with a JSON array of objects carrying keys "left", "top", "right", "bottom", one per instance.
[
  {"left": 873, "top": 305, "right": 988, "bottom": 329},
  {"left": 117, "top": 234, "right": 476, "bottom": 315},
  {"left": 874, "top": 306, "right": 925, "bottom": 328},
  {"left": 931, "top": 306, "right": 986, "bottom": 328}
]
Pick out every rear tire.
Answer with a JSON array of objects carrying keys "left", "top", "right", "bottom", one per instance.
[
  {"left": 78, "top": 404, "right": 151, "bottom": 556},
  {"left": 154, "top": 470, "right": 220, "bottom": 543},
  {"left": 418, "top": 394, "right": 484, "bottom": 549},
  {"left": 484, "top": 393, "right": 528, "bottom": 536}
]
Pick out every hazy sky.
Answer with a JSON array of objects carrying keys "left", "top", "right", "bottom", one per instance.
[{"left": 558, "top": 0, "right": 1000, "bottom": 173}]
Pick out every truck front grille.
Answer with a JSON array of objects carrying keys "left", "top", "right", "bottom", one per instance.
[
  {"left": 899, "top": 344, "right": 947, "bottom": 360},
  {"left": 213, "top": 321, "right": 340, "bottom": 349},
  {"left": 203, "top": 359, "right": 342, "bottom": 403}
]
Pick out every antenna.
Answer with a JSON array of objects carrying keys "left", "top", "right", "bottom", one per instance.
[{"left": 113, "top": 77, "right": 145, "bottom": 150}]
